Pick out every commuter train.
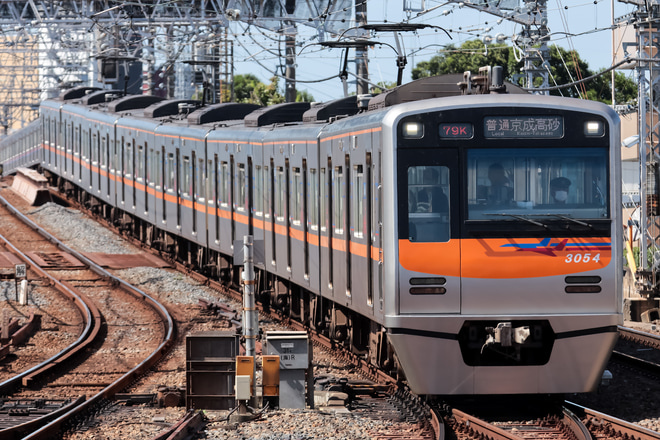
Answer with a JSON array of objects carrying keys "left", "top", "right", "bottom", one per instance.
[{"left": 2, "top": 69, "right": 623, "bottom": 395}]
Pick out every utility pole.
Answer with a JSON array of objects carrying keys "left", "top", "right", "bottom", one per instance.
[{"left": 355, "top": 1, "right": 369, "bottom": 96}]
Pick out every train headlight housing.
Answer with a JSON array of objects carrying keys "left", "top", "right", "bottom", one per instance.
[
  {"left": 584, "top": 120, "right": 604, "bottom": 137},
  {"left": 402, "top": 121, "right": 424, "bottom": 139}
]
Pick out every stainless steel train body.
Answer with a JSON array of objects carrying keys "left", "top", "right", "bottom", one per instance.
[{"left": 26, "top": 78, "right": 623, "bottom": 396}]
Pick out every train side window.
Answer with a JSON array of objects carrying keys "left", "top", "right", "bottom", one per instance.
[
  {"left": 310, "top": 168, "right": 318, "bottom": 230},
  {"left": 101, "top": 136, "right": 107, "bottom": 169},
  {"left": 74, "top": 126, "right": 80, "bottom": 156},
  {"left": 407, "top": 165, "right": 450, "bottom": 243},
  {"left": 91, "top": 132, "right": 98, "bottom": 165},
  {"left": 125, "top": 143, "right": 133, "bottom": 178},
  {"left": 206, "top": 159, "right": 213, "bottom": 204},
  {"left": 333, "top": 166, "right": 344, "bottom": 234},
  {"left": 136, "top": 145, "right": 145, "bottom": 182},
  {"left": 236, "top": 163, "right": 246, "bottom": 211},
  {"left": 182, "top": 156, "right": 191, "bottom": 197},
  {"left": 220, "top": 161, "right": 229, "bottom": 206},
  {"left": 265, "top": 165, "right": 271, "bottom": 219},
  {"left": 255, "top": 165, "right": 263, "bottom": 216},
  {"left": 166, "top": 153, "right": 175, "bottom": 193},
  {"left": 276, "top": 166, "right": 285, "bottom": 222},
  {"left": 148, "top": 149, "right": 154, "bottom": 186},
  {"left": 320, "top": 168, "right": 327, "bottom": 232},
  {"left": 292, "top": 167, "right": 301, "bottom": 225},
  {"left": 353, "top": 164, "right": 364, "bottom": 238},
  {"left": 197, "top": 158, "right": 205, "bottom": 202}
]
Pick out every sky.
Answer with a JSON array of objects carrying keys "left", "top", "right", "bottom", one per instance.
[{"left": 225, "top": 0, "right": 640, "bottom": 102}]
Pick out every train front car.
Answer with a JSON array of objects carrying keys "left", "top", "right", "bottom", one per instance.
[{"left": 384, "top": 94, "right": 622, "bottom": 395}]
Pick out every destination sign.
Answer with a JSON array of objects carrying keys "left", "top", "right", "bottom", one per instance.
[{"left": 484, "top": 116, "right": 563, "bottom": 139}]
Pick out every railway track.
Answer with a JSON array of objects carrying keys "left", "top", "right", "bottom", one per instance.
[
  {"left": 0, "top": 177, "right": 654, "bottom": 440},
  {"left": 0, "top": 193, "right": 176, "bottom": 439}
]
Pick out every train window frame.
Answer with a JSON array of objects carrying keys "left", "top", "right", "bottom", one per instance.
[
  {"left": 333, "top": 166, "right": 344, "bottom": 235},
  {"left": 166, "top": 152, "right": 175, "bottom": 193},
  {"left": 466, "top": 147, "right": 610, "bottom": 221},
  {"left": 91, "top": 132, "right": 99, "bottom": 166},
  {"left": 265, "top": 165, "right": 271, "bottom": 220},
  {"left": 276, "top": 166, "right": 285, "bottom": 222},
  {"left": 196, "top": 158, "right": 205, "bottom": 202},
  {"left": 182, "top": 156, "right": 191, "bottom": 198},
  {"left": 148, "top": 148, "right": 155, "bottom": 187},
  {"left": 255, "top": 165, "right": 264, "bottom": 217},
  {"left": 407, "top": 165, "right": 451, "bottom": 243},
  {"left": 125, "top": 142, "right": 133, "bottom": 179},
  {"left": 292, "top": 167, "right": 301, "bottom": 226},
  {"left": 136, "top": 144, "right": 145, "bottom": 183},
  {"left": 236, "top": 163, "right": 246, "bottom": 211},
  {"left": 206, "top": 159, "right": 213, "bottom": 205},
  {"left": 310, "top": 168, "right": 318, "bottom": 231},
  {"left": 100, "top": 135, "right": 107, "bottom": 170},
  {"left": 320, "top": 168, "right": 327, "bottom": 232},
  {"left": 353, "top": 164, "right": 364, "bottom": 238},
  {"left": 220, "top": 161, "right": 229, "bottom": 207},
  {"left": 74, "top": 125, "right": 80, "bottom": 157}
]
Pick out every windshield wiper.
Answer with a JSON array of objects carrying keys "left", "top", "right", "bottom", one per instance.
[
  {"left": 484, "top": 213, "right": 548, "bottom": 228},
  {"left": 545, "top": 214, "right": 593, "bottom": 228}
]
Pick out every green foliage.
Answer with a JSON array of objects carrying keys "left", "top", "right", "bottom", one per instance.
[
  {"left": 371, "top": 81, "right": 398, "bottom": 94},
  {"left": 296, "top": 89, "right": 315, "bottom": 102},
  {"left": 232, "top": 74, "right": 314, "bottom": 105},
  {"left": 232, "top": 74, "right": 284, "bottom": 106},
  {"left": 410, "top": 39, "right": 637, "bottom": 105},
  {"left": 412, "top": 40, "right": 514, "bottom": 80}
]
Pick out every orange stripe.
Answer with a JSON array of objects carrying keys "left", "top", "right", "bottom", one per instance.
[
  {"left": 399, "top": 238, "right": 612, "bottom": 279},
  {"left": 290, "top": 228, "right": 305, "bottom": 242},
  {"left": 49, "top": 148, "right": 383, "bottom": 262},
  {"left": 399, "top": 239, "right": 461, "bottom": 277},
  {"left": 307, "top": 232, "right": 319, "bottom": 247},
  {"left": 320, "top": 127, "right": 382, "bottom": 143}
]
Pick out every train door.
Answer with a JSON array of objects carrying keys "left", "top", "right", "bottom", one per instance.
[
  {"left": 319, "top": 157, "right": 332, "bottom": 298},
  {"left": 109, "top": 131, "right": 120, "bottom": 207},
  {"left": 305, "top": 141, "right": 321, "bottom": 294},
  {"left": 327, "top": 141, "right": 349, "bottom": 301},
  {"left": 398, "top": 149, "right": 460, "bottom": 314}
]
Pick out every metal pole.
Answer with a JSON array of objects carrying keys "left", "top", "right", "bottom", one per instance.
[
  {"left": 242, "top": 235, "right": 258, "bottom": 402},
  {"left": 355, "top": 1, "right": 369, "bottom": 96}
]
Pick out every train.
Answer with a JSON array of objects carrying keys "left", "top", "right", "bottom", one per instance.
[{"left": 1, "top": 68, "right": 623, "bottom": 395}]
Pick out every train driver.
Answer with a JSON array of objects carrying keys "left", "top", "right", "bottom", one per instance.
[
  {"left": 550, "top": 177, "right": 571, "bottom": 204},
  {"left": 486, "top": 163, "right": 513, "bottom": 205}
]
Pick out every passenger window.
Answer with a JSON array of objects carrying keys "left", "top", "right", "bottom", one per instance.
[{"left": 407, "top": 165, "right": 450, "bottom": 242}]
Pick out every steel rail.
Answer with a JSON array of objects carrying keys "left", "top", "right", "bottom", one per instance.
[
  {"left": 564, "top": 401, "right": 660, "bottom": 440},
  {"left": 0, "top": 194, "right": 176, "bottom": 439},
  {"left": 618, "top": 325, "right": 660, "bottom": 349}
]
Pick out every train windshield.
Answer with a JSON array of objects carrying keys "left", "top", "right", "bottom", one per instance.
[{"left": 467, "top": 147, "right": 609, "bottom": 221}]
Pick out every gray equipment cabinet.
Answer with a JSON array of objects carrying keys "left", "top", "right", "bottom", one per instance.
[{"left": 265, "top": 331, "right": 310, "bottom": 409}]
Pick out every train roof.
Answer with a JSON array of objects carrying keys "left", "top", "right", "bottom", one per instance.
[{"left": 46, "top": 69, "right": 528, "bottom": 132}]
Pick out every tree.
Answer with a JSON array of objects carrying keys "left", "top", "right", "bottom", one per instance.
[
  {"left": 233, "top": 74, "right": 314, "bottom": 105},
  {"left": 296, "top": 89, "right": 315, "bottom": 102},
  {"left": 412, "top": 40, "right": 514, "bottom": 80},
  {"left": 410, "top": 39, "right": 637, "bottom": 105}
]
